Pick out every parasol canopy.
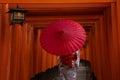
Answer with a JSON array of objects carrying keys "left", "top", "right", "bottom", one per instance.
[{"left": 40, "top": 20, "right": 86, "bottom": 56}]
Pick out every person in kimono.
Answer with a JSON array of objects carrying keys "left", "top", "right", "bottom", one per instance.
[{"left": 58, "top": 50, "right": 80, "bottom": 80}]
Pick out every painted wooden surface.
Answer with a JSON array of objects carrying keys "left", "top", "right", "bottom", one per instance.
[
  {"left": 0, "top": 0, "right": 115, "bottom": 3},
  {"left": 0, "top": 2, "right": 120, "bottom": 80},
  {"left": 0, "top": 4, "right": 11, "bottom": 80},
  {"left": 116, "top": 0, "right": 120, "bottom": 79}
]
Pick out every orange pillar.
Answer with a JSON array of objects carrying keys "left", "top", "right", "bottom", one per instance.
[
  {"left": 0, "top": 3, "right": 11, "bottom": 80},
  {"left": 117, "top": 0, "right": 120, "bottom": 79},
  {"left": 19, "top": 24, "right": 31, "bottom": 80},
  {"left": 9, "top": 24, "right": 22, "bottom": 80},
  {"left": 104, "top": 3, "right": 119, "bottom": 80}
]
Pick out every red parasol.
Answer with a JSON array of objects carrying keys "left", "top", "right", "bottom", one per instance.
[{"left": 40, "top": 20, "right": 86, "bottom": 56}]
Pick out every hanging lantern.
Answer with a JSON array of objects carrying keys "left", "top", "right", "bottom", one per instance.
[{"left": 8, "top": 4, "right": 27, "bottom": 26}]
